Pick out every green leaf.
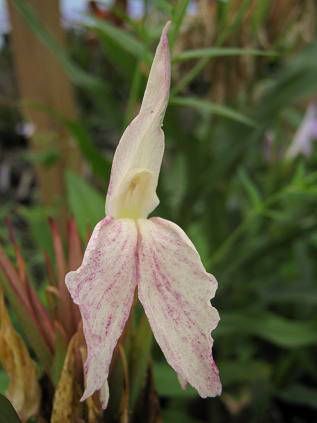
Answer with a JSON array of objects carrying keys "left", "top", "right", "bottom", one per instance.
[
  {"left": 161, "top": 153, "right": 187, "bottom": 215},
  {"left": 261, "top": 288, "right": 317, "bottom": 305},
  {"left": 174, "top": 47, "right": 278, "bottom": 62},
  {"left": 169, "top": 0, "right": 190, "bottom": 49},
  {"left": 187, "top": 222, "right": 210, "bottom": 265},
  {"left": 65, "top": 171, "right": 105, "bottom": 239},
  {"left": 171, "top": 97, "right": 256, "bottom": 127},
  {"left": 162, "top": 409, "right": 203, "bottom": 423},
  {"left": 216, "top": 0, "right": 254, "bottom": 45},
  {"left": 66, "top": 120, "right": 111, "bottom": 179},
  {"left": 278, "top": 384, "right": 317, "bottom": 409},
  {"left": 50, "top": 329, "right": 68, "bottom": 386},
  {"left": 11, "top": 0, "right": 104, "bottom": 91},
  {"left": 124, "top": 61, "right": 145, "bottom": 125},
  {"left": 89, "top": 18, "right": 152, "bottom": 63},
  {"left": 0, "top": 394, "right": 22, "bottom": 423},
  {"left": 218, "top": 312, "right": 317, "bottom": 348},
  {"left": 238, "top": 168, "right": 262, "bottom": 209},
  {"left": 18, "top": 206, "right": 54, "bottom": 258},
  {"left": 0, "top": 370, "right": 9, "bottom": 394},
  {"left": 251, "top": 0, "right": 271, "bottom": 30},
  {"left": 153, "top": 362, "right": 196, "bottom": 398},
  {"left": 256, "top": 42, "right": 317, "bottom": 124},
  {"left": 0, "top": 274, "right": 52, "bottom": 369},
  {"left": 220, "top": 360, "right": 271, "bottom": 386},
  {"left": 152, "top": 0, "right": 173, "bottom": 14},
  {"left": 129, "top": 315, "right": 153, "bottom": 408}
]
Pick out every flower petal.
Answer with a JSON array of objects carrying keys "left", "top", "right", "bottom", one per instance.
[
  {"left": 137, "top": 218, "right": 221, "bottom": 397},
  {"left": 286, "top": 102, "right": 317, "bottom": 158},
  {"left": 65, "top": 217, "right": 138, "bottom": 408},
  {"left": 106, "top": 22, "right": 171, "bottom": 219}
]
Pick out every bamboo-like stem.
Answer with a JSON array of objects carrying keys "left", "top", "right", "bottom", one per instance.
[{"left": 7, "top": 0, "right": 82, "bottom": 228}]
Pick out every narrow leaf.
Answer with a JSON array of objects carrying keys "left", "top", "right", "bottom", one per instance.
[
  {"left": 65, "top": 171, "right": 105, "bottom": 240},
  {"left": 66, "top": 121, "right": 111, "bottom": 179},
  {"left": 171, "top": 96, "right": 256, "bottom": 127},
  {"left": 87, "top": 18, "right": 152, "bottom": 64},
  {"left": 278, "top": 384, "right": 317, "bottom": 409},
  {"left": 0, "top": 254, "right": 52, "bottom": 368},
  {"left": 153, "top": 362, "right": 196, "bottom": 398},
  {"left": 0, "top": 394, "right": 21, "bottom": 423},
  {"left": 169, "top": 0, "right": 190, "bottom": 48},
  {"left": 129, "top": 315, "right": 153, "bottom": 408},
  {"left": 218, "top": 312, "right": 317, "bottom": 348},
  {"left": 174, "top": 47, "right": 278, "bottom": 62}
]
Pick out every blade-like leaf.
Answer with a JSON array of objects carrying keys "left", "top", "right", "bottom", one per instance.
[
  {"left": 256, "top": 42, "right": 317, "bottom": 124},
  {"left": 65, "top": 171, "right": 105, "bottom": 239},
  {"left": 153, "top": 362, "right": 196, "bottom": 398},
  {"left": 66, "top": 121, "right": 111, "bottom": 179},
  {"left": 174, "top": 47, "right": 278, "bottom": 62},
  {"left": 278, "top": 384, "right": 317, "bottom": 409},
  {"left": 218, "top": 312, "right": 317, "bottom": 348},
  {"left": 129, "top": 315, "right": 153, "bottom": 408},
  {"left": 86, "top": 19, "right": 153, "bottom": 64},
  {"left": 169, "top": 0, "right": 190, "bottom": 48},
  {"left": 0, "top": 394, "right": 21, "bottom": 423},
  {"left": 171, "top": 96, "right": 256, "bottom": 127},
  {"left": 0, "top": 255, "right": 52, "bottom": 368},
  {"left": 220, "top": 360, "right": 271, "bottom": 386}
]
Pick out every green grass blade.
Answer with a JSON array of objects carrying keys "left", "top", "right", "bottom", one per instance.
[
  {"left": 169, "top": 0, "right": 190, "bottom": 49},
  {"left": 174, "top": 47, "right": 278, "bottom": 62},
  {"left": 171, "top": 96, "right": 256, "bottom": 127},
  {"left": 65, "top": 171, "right": 105, "bottom": 240},
  {"left": 66, "top": 120, "right": 111, "bottom": 179},
  {"left": 218, "top": 312, "right": 317, "bottom": 348},
  {"left": 87, "top": 18, "right": 152, "bottom": 64},
  {"left": 0, "top": 273, "right": 52, "bottom": 370}
]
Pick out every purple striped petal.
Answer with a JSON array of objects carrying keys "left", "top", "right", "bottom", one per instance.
[
  {"left": 65, "top": 217, "right": 138, "bottom": 408},
  {"left": 137, "top": 218, "right": 221, "bottom": 398}
]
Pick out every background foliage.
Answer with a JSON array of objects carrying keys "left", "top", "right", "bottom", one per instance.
[{"left": 1, "top": 0, "right": 317, "bottom": 421}]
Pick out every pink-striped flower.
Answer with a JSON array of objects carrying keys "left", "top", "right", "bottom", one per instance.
[{"left": 65, "top": 22, "right": 221, "bottom": 408}]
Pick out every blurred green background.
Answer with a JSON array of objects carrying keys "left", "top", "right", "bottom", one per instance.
[{"left": 1, "top": 0, "right": 317, "bottom": 421}]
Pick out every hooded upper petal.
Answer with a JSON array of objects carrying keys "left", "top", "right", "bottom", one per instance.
[
  {"left": 106, "top": 22, "right": 171, "bottom": 219},
  {"left": 137, "top": 218, "right": 221, "bottom": 397},
  {"left": 65, "top": 217, "right": 138, "bottom": 408}
]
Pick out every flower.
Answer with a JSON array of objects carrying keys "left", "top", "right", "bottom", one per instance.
[
  {"left": 286, "top": 103, "right": 317, "bottom": 158},
  {"left": 65, "top": 22, "right": 221, "bottom": 409}
]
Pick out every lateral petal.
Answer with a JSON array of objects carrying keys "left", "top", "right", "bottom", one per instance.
[
  {"left": 106, "top": 22, "right": 171, "bottom": 219},
  {"left": 137, "top": 218, "right": 221, "bottom": 398},
  {"left": 65, "top": 217, "right": 138, "bottom": 408}
]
